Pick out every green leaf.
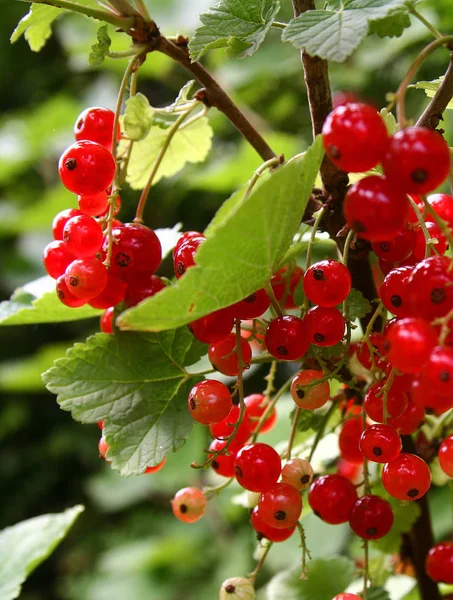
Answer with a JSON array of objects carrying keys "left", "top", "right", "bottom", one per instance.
[
  {"left": 0, "top": 505, "right": 84, "bottom": 600},
  {"left": 88, "top": 24, "right": 112, "bottom": 67},
  {"left": 189, "top": 0, "right": 281, "bottom": 61},
  {"left": 380, "top": 107, "right": 397, "bottom": 136},
  {"left": 42, "top": 327, "right": 206, "bottom": 475},
  {"left": 282, "top": 0, "right": 413, "bottom": 63},
  {"left": 123, "top": 93, "right": 155, "bottom": 141},
  {"left": 126, "top": 117, "right": 213, "bottom": 190},
  {"left": 368, "top": 10, "right": 411, "bottom": 37},
  {"left": 118, "top": 137, "right": 324, "bottom": 332},
  {"left": 11, "top": 4, "right": 61, "bottom": 52},
  {"left": 0, "top": 277, "right": 102, "bottom": 326},
  {"left": 362, "top": 587, "right": 391, "bottom": 600},
  {"left": 411, "top": 76, "right": 453, "bottom": 109},
  {"left": 345, "top": 289, "right": 372, "bottom": 321},
  {"left": 291, "top": 408, "right": 325, "bottom": 432},
  {"left": 267, "top": 557, "right": 355, "bottom": 600}
]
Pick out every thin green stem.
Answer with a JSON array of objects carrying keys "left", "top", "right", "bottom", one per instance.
[
  {"left": 286, "top": 407, "right": 301, "bottom": 461},
  {"left": 134, "top": 0, "right": 152, "bottom": 21},
  {"left": 203, "top": 476, "right": 233, "bottom": 499},
  {"left": 271, "top": 21, "right": 287, "bottom": 29},
  {"left": 363, "top": 539, "right": 370, "bottom": 595},
  {"left": 243, "top": 156, "right": 283, "bottom": 202},
  {"left": 408, "top": 195, "right": 435, "bottom": 258},
  {"left": 296, "top": 521, "right": 311, "bottom": 579},
  {"left": 249, "top": 542, "right": 273, "bottom": 585},
  {"left": 342, "top": 228, "right": 355, "bottom": 267},
  {"left": 28, "top": 0, "right": 135, "bottom": 28},
  {"left": 422, "top": 197, "right": 453, "bottom": 255},
  {"left": 410, "top": 7, "right": 443, "bottom": 39},
  {"left": 250, "top": 375, "right": 294, "bottom": 442},
  {"left": 119, "top": 68, "right": 139, "bottom": 185},
  {"left": 303, "top": 207, "right": 325, "bottom": 313},
  {"left": 134, "top": 103, "right": 200, "bottom": 223},
  {"left": 108, "top": 47, "right": 147, "bottom": 59},
  {"left": 308, "top": 401, "right": 337, "bottom": 462},
  {"left": 264, "top": 282, "right": 284, "bottom": 317}
]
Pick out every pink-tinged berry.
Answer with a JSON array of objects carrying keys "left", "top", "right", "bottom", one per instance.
[
  {"left": 209, "top": 439, "right": 237, "bottom": 478},
  {"left": 303, "top": 260, "right": 352, "bottom": 307},
  {"left": 349, "top": 495, "right": 394, "bottom": 540},
  {"left": 291, "top": 369, "right": 330, "bottom": 410},
  {"left": 250, "top": 506, "right": 296, "bottom": 542},
  {"left": 100, "top": 307, "right": 115, "bottom": 333},
  {"left": 59, "top": 140, "right": 116, "bottom": 195},
  {"left": 43, "top": 240, "right": 75, "bottom": 279},
  {"left": 74, "top": 107, "right": 120, "bottom": 150},
  {"left": 124, "top": 274, "right": 166, "bottom": 307},
  {"left": 281, "top": 458, "right": 314, "bottom": 491},
  {"left": 382, "top": 127, "right": 451, "bottom": 195},
  {"left": 64, "top": 258, "right": 108, "bottom": 299},
  {"left": 173, "top": 236, "right": 205, "bottom": 278},
  {"left": 382, "top": 452, "right": 431, "bottom": 501},
  {"left": 88, "top": 274, "right": 127, "bottom": 309},
  {"left": 98, "top": 435, "right": 109, "bottom": 460},
  {"left": 189, "top": 308, "right": 234, "bottom": 344},
  {"left": 305, "top": 306, "right": 345, "bottom": 347},
  {"left": 344, "top": 175, "right": 409, "bottom": 241},
  {"left": 234, "top": 443, "right": 281, "bottom": 492},
  {"left": 339, "top": 417, "right": 363, "bottom": 464},
  {"left": 188, "top": 380, "right": 232, "bottom": 426},
  {"left": 145, "top": 458, "right": 166, "bottom": 474},
  {"left": 208, "top": 333, "right": 252, "bottom": 376},
  {"left": 308, "top": 474, "right": 358, "bottom": 525},
  {"left": 438, "top": 435, "right": 453, "bottom": 478},
  {"left": 52, "top": 208, "right": 83, "bottom": 240},
  {"left": 265, "top": 315, "right": 309, "bottom": 361},
  {"left": 322, "top": 102, "right": 389, "bottom": 172},
  {"left": 258, "top": 482, "right": 302, "bottom": 529},
  {"left": 244, "top": 394, "right": 276, "bottom": 433},
  {"left": 426, "top": 542, "right": 453, "bottom": 584},
  {"left": 359, "top": 424, "right": 402, "bottom": 463},
  {"left": 171, "top": 487, "right": 207, "bottom": 523},
  {"left": 63, "top": 215, "right": 103, "bottom": 258},
  {"left": 385, "top": 317, "right": 438, "bottom": 374},
  {"left": 78, "top": 191, "right": 109, "bottom": 217},
  {"left": 56, "top": 275, "right": 87, "bottom": 308}
]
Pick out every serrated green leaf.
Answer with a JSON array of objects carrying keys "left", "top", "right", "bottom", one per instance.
[
  {"left": 362, "top": 587, "right": 391, "bottom": 600},
  {"left": 267, "top": 557, "right": 355, "bottom": 600},
  {"left": 42, "top": 328, "right": 206, "bottom": 475},
  {"left": 368, "top": 10, "right": 410, "bottom": 37},
  {"left": 0, "top": 505, "right": 84, "bottom": 600},
  {"left": 411, "top": 76, "right": 453, "bottom": 109},
  {"left": 118, "top": 137, "right": 324, "bottom": 332},
  {"left": 291, "top": 408, "right": 325, "bottom": 432},
  {"left": 123, "top": 93, "right": 154, "bottom": 141},
  {"left": 189, "top": 0, "right": 281, "bottom": 61},
  {"left": 126, "top": 117, "right": 213, "bottom": 190},
  {"left": 11, "top": 4, "right": 61, "bottom": 52},
  {"left": 345, "top": 289, "right": 372, "bottom": 321},
  {"left": 88, "top": 24, "right": 111, "bottom": 67},
  {"left": 282, "top": 0, "right": 413, "bottom": 63}
]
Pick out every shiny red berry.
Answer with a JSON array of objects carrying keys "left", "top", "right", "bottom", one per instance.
[
  {"left": 290, "top": 369, "right": 330, "bottom": 410},
  {"left": 407, "top": 256, "right": 453, "bottom": 321},
  {"left": 308, "top": 474, "right": 358, "bottom": 524},
  {"left": 98, "top": 435, "right": 109, "bottom": 460},
  {"left": 426, "top": 542, "right": 453, "bottom": 584},
  {"left": 387, "top": 392, "right": 425, "bottom": 435},
  {"left": 385, "top": 317, "right": 438, "bottom": 374},
  {"left": 232, "top": 288, "right": 270, "bottom": 319},
  {"left": 265, "top": 315, "right": 309, "bottom": 361},
  {"left": 208, "top": 333, "right": 252, "bottom": 376},
  {"left": 78, "top": 191, "right": 109, "bottom": 216},
  {"left": 56, "top": 275, "right": 87, "bottom": 308},
  {"left": 74, "top": 107, "right": 120, "bottom": 150},
  {"left": 372, "top": 226, "right": 416, "bottom": 263},
  {"left": 189, "top": 308, "right": 234, "bottom": 344},
  {"left": 234, "top": 443, "right": 281, "bottom": 492},
  {"left": 303, "top": 260, "right": 351, "bottom": 307},
  {"left": 59, "top": 140, "right": 116, "bottom": 195},
  {"left": 258, "top": 482, "right": 302, "bottom": 529},
  {"left": 359, "top": 424, "right": 402, "bottom": 463},
  {"left": 173, "top": 236, "right": 205, "bottom": 278},
  {"left": 382, "top": 127, "right": 451, "bottom": 195},
  {"left": 349, "top": 495, "right": 394, "bottom": 540},
  {"left": 171, "top": 487, "right": 207, "bottom": 523},
  {"left": 244, "top": 393, "right": 276, "bottom": 433},
  {"left": 64, "top": 258, "right": 108, "bottom": 299},
  {"left": 421, "top": 346, "right": 453, "bottom": 397},
  {"left": 380, "top": 266, "right": 414, "bottom": 317},
  {"left": 271, "top": 265, "right": 304, "bottom": 309},
  {"left": 322, "top": 102, "right": 389, "bottom": 172},
  {"left": 305, "top": 306, "right": 345, "bottom": 347},
  {"left": 363, "top": 382, "right": 408, "bottom": 423},
  {"left": 52, "top": 208, "right": 83, "bottom": 240},
  {"left": 63, "top": 215, "right": 103, "bottom": 258},
  {"left": 250, "top": 506, "right": 296, "bottom": 543},
  {"left": 438, "top": 435, "right": 453, "bottom": 478},
  {"left": 173, "top": 231, "right": 203, "bottom": 257},
  {"left": 124, "top": 274, "right": 166, "bottom": 307},
  {"left": 88, "top": 274, "right": 127, "bottom": 309},
  {"left": 355, "top": 332, "right": 388, "bottom": 370},
  {"left": 332, "top": 595, "right": 361, "bottom": 600},
  {"left": 209, "top": 404, "right": 252, "bottom": 447},
  {"left": 426, "top": 193, "right": 453, "bottom": 228},
  {"left": 338, "top": 417, "right": 363, "bottom": 464},
  {"left": 188, "top": 379, "right": 232, "bottom": 425},
  {"left": 43, "top": 240, "right": 75, "bottom": 279},
  {"left": 209, "top": 439, "right": 237, "bottom": 478},
  {"left": 412, "top": 221, "right": 448, "bottom": 262},
  {"left": 382, "top": 452, "right": 431, "bottom": 501}
]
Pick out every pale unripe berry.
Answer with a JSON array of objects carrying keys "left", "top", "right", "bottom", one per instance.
[
  {"left": 281, "top": 458, "right": 314, "bottom": 491},
  {"left": 220, "top": 577, "right": 255, "bottom": 600},
  {"left": 171, "top": 487, "right": 207, "bottom": 523}
]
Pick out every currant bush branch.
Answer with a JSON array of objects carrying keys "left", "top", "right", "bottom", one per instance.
[{"left": 27, "top": 0, "right": 135, "bottom": 28}]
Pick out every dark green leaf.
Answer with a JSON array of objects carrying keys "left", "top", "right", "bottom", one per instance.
[
  {"left": 189, "top": 0, "right": 281, "bottom": 61},
  {"left": 345, "top": 289, "right": 372, "bottom": 321},
  {"left": 291, "top": 408, "right": 325, "bottom": 432},
  {"left": 368, "top": 10, "right": 411, "bottom": 37},
  {"left": 118, "top": 137, "right": 324, "bottom": 332},
  {"left": 42, "top": 327, "right": 206, "bottom": 475},
  {"left": 88, "top": 24, "right": 112, "bottom": 67}
]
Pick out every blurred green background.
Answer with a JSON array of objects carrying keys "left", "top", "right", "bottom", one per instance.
[{"left": 1, "top": 1, "right": 453, "bottom": 599}]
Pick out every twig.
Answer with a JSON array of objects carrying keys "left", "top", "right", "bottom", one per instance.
[
  {"left": 27, "top": 0, "right": 135, "bottom": 28},
  {"left": 416, "top": 53, "right": 453, "bottom": 129}
]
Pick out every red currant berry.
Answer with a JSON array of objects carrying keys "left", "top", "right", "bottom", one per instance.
[
  {"left": 171, "top": 487, "right": 207, "bottom": 523},
  {"left": 385, "top": 317, "right": 438, "bottom": 374},
  {"left": 208, "top": 333, "right": 252, "bottom": 376},
  {"left": 43, "top": 240, "right": 75, "bottom": 279},
  {"left": 258, "top": 482, "right": 302, "bottom": 529},
  {"left": 291, "top": 369, "right": 330, "bottom": 410},
  {"left": 281, "top": 458, "right": 314, "bottom": 491},
  {"left": 332, "top": 595, "right": 361, "bottom": 600},
  {"left": 438, "top": 435, "right": 453, "bottom": 478},
  {"left": 407, "top": 256, "right": 453, "bottom": 320},
  {"left": 426, "top": 542, "right": 453, "bottom": 584},
  {"left": 412, "top": 221, "right": 448, "bottom": 262},
  {"left": 52, "top": 208, "right": 83, "bottom": 240},
  {"left": 124, "top": 274, "right": 166, "bottom": 307},
  {"left": 380, "top": 266, "right": 414, "bottom": 317},
  {"left": 74, "top": 107, "right": 120, "bottom": 150},
  {"left": 173, "top": 235, "right": 205, "bottom": 278},
  {"left": 189, "top": 308, "right": 234, "bottom": 344},
  {"left": 232, "top": 288, "right": 270, "bottom": 320},
  {"left": 271, "top": 265, "right": 304, "bottom": 309},
  {"left": 100, "top": 307, "right": 115, "bottom": 333},
  {"left": 305, "top": 306, "right": 345, "bottom": 347},
  {"left": 56, "top": 275, "right": 87, "bottom": 307},
  {"left": 144, "top": 458, "right": 166, "bottom": 474},
  {"left": 387, "top": 392, "right": 425, "bottom": 435},
  {"left": 426, "top": 193, "right": 453, "bottom": 227},
  {"left": 173, "top": 231, "right": 203, "bottom": 257},
  {"left": 188, "top": 379, "right": 232, "bottom": 425},
  {"left": 344, "top": 176, "right": 409, "bottom": 241},
  {"left": 63, "top": 215, "right": 103, "bottom": 258},
  {"left": 78, "top": 191, "right": 109, "bottom": 217},
  {"left": 308, "top": 474, "right": 358, "bottom": 525},
  {"left": 209, "top": 439, "right": 237, "bottom": 478},
  {"left": 64, "top": 258, "right": 108, "bottom": 299},
  {"left": 98, "top": 435, "right": 109, "bottom": 460},
  {"left": 265, "top": 315, "right": 309, "bottom": 361},
  {"left": 322, "top": 103, "right": 389, "bottom": 172},
  {"left": 359, "top": 424, "right": 402, "bottom": 463},
  {"left": 103, "top": 223, "right": 162, "bottom": 283},
  {"left": 338, "top": 417, "right": 363, "bottom": 464},
  {"left": 250, "top": 506, "right": 296, "bottom": 542},
  {"left": 303, "top": 260, "right": 352, "bottom": 307},
  {"left": 209, "top": 405, "right": 252, "bottom": 447},
  {"left": 363, "top": 382, "right": 408, "bottom": 423},
  {"left": 234, "top": 443, "right": 281, "bottom": 492},
  {"left": 59, "top": 141, "right": 116, "bottom": 195},
  {"left": 349, "top": 495, "right": 394, "bottom": 540},
  {"left": 244, "top": 394, "right": 276, "bottom": 433},
  {"left": 88, "top": 274, "right": 127, "bottom": 309},
  {"left": 355, "top": 332, "right": 388, "bottom": 370},
  {"left": 372, "top": 226, "right": 416, "bottom": 263},
  {"left": 382, "top": 452, "right": 431, "bottom": 501},
  {"left": 420, "top": 346, "right": 453, "bottom": 397},
  {"left": 97, "top": 420, "right": 105, "bottom": 430},
  {"left": 382, "top": 127, "right": 451, "bottom": 194}
]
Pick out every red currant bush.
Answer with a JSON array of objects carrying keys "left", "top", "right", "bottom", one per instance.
[
  {"left": 382, "top": 453, "right": 431, "bottom": 501},
  {"left": 171, "top": 487, "right": 207, "bottom": 523},
  {"left": 187, "top": 379, "right": 232, "bottom": 425},
  {"left": 58, "top": 140, "right": 116, "bottom": 195},
  {"left": 234, "top": 443, "right": 281, "bottom": 492}
]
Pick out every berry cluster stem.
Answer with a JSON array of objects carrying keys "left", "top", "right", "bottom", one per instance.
[
  {"left": 296, "top": 521, "right": 311, "bottom": 579},
  {"left": 28, "top": 0, "right": 135, "bottom": 28},
  {"left": 286, "top": 407, "right": 301, "bottom": 461},
  {"left": 407, "top": 195, "right": 434, "bottom": 259},
  {"left": 249, "top": 541, "right": 273, "bottom": 585}
]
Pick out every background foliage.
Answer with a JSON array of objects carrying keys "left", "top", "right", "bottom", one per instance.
[{"left": 1, "top": 1, "right": 453, "bottom": 599}]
